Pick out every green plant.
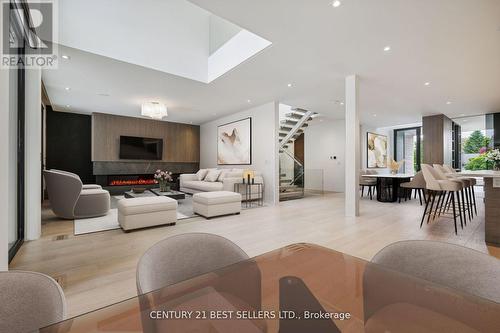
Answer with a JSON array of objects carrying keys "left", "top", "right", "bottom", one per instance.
[
  {"left": 462, "top": 130, "right": 491, "bottom": 154},
  {"left": 464, "top": 154, "right": 493, "bottom": 170}
]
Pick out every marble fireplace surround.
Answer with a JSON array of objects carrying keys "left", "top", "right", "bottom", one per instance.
[{"left": 93, "top": 161, "right": 199, "bottom": 176}]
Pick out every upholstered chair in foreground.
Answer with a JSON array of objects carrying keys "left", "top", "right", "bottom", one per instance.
[
  {"left": 363, "top": 240, "right": 500, "bottom": 332},
  {"left": 0, "top": 271, "right": 66, "bottom": 333},
  {"left": 44, "top": 169, "right": 110, "bottom": 219},
  {"left": 136, "top": 233, "right": 262, "bottom": 332}
]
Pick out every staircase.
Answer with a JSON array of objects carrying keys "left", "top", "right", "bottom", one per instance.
[{"left": 279, "top": 108, "right": 316, "bottom": 201}]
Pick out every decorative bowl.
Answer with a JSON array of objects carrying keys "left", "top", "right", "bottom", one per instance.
[{"left": 132, "top": 187, "right": 146, "bottom": 194}]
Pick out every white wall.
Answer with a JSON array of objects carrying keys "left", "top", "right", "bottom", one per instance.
[
  {"left": 0, "top": 66, "right": 9, "bottom": 270},
  {"left": 200, "top": 102, "right": 279, "bottom": 205},
  {"left": 361, "top": 122, "right": 421, "bottom": 174},
  {"left": 304, "top": 119, "right": 346, "bottom": 192},
  {"left": 24, "top": 69, "right": 42, "bottom": 240}
]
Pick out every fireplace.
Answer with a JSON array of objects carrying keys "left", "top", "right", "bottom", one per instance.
[{"left": 106, "top": 174, "right": 156, "bottom": 187}]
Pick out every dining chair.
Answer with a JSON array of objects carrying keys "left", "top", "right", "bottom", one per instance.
[
  {"left": 363, "top": 240, "right": 500, "bottom": 331},
  {"left": 136, "top": 233, "right": 263, "bottom": 332},
  {"left": 0, "top": 271, "right": 66, "bottom": 333},
  {"left": 399, "top": 171, "right": 426, "bottom": 205},
  {"left": 421, "top": 164, "right": 464, "bottom": 234},
  {"left": 360, "top": 170, "right": 377, "bottom": 200}
]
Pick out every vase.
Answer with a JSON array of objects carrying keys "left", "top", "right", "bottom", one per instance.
[
  {"left": 494, "top": 162, "right": 500, "bottom": 172},
  {"left": 159, "top": 181, "right": 170, "bottom": 192}
]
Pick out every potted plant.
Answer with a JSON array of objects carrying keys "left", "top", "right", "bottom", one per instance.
[
  {"left": 154, "top": 169, "right": 173, "bottom": 192},
  {"left": 485, "top": 149, "right": 500, "bottom": 171}
]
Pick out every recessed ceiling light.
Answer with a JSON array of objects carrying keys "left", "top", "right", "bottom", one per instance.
[
  {"left": 287, "top": 83, "right": 293, "bottom": 87},
  {"left": 65, "top": 105, "right": 70, "bottom": 108},
  {"left": 446, "top": 101, "right": 452, "bottom": 105},
  {"left": 340, "top": 102, "right": 345, "bottom": 106},
  {"left": 424, "top": 82, "right": 430, "bottom": 86},
  {"left": 373, "top": 114, "right": 377, "bottom": 117},
  {"left": 61, "top": 55, "right": 70, "bottom": 60},
  {"left": 247, "top": 99, "right": 252, "bottom": 103},
  {"left": 65, "top": 87, "right": 71, "bottom": 91},
  {"left": 332, "top": 0, "right": 341, "bottom": 8},
  {"left": 383, "top": 46, "right": 391, "bottom": 52}
]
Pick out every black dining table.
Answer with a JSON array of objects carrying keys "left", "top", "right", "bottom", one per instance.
[
  {"left": 362, "top": 173, "right": 414, "bottom": 202},
  {"left": 39, "top": 243, "right": 499, "bottom": 333}
]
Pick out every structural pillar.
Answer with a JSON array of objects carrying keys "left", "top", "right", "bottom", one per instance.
[{"left": 345, "top": 75, "right": 360, "bottom": 217}]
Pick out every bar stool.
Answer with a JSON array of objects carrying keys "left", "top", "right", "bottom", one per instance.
[
  {"left": 433, "top": 164, "right": 474, "bottom": 223},
  {"left": 443, "top": 164, "right": 478, "bottom": 217},
  {"left": 421, "top": 164, "right": 464, "bottom": 234}
]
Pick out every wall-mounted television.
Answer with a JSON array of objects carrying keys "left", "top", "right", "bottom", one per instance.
[{"left": 119, "top": 136, "right": 163, "bottom": 160}]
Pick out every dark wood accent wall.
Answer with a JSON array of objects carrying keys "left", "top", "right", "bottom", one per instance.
[
  {"left": 294, "top": 133, "right": 305, "bottom": 165},
  {"left": 484, "top": 178, "right": 500, "bottom": 244},
  {"left": 46, "top": 108, "right": 95, "bottom": 183},
  {"left": 91, "top": 113, "right": 200, "bottom": 163},
  {"left": 422, "top": 114, "right": 454, "bottom": 165}
]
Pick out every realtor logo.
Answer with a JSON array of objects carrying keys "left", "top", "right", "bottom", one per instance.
[{"left": 1, "top": 0, "right": 58, "bottom": 69}]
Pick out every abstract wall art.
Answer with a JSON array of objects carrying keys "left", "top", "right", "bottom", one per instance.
[
  {"left": 367, "top": 132, "right": 388, "bottom": 168},
  {"left": 217, "top": 117, "right": 252, "bottom": 165}
]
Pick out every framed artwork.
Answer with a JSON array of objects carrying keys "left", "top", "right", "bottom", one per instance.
[
  {"left": 217, "top": 117, "right": 252, "bottom": 165},
  {"left": 367, "top": 132, "right": 388, "bottom": 168}
]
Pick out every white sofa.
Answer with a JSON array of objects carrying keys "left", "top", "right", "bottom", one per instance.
[{"left": 180, "top": 169, "right": 264, "bottom": 200}]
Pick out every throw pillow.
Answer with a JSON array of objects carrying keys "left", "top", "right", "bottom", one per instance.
[
  {"left": 205, "top": 169, "right": 222, "bottom": 182},
  {"left": 217, "top": 169, "right": 231, "bottom": 181},
  {"left": 196, "top": 169, "right": 209, "bottom": 181}
]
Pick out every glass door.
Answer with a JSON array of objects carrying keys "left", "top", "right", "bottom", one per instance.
[{"left": 394, "top": 127, "right": 422, "bottom": 173}]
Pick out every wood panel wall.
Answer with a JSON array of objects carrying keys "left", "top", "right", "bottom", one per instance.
[
  {"left": 92, "top": 113, "right": 200, "bottom": 162},
  {"left": 422, "top": 114, "right": 453, "bottom": 165}
]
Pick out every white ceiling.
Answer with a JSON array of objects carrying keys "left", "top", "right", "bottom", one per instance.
[{"left": 43, "top": 0, "right": 500, "bottom": 126}]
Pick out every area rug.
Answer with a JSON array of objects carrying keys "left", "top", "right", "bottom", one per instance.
[{"left": 74, "top": 195, "right": 197, "bottom": 235}]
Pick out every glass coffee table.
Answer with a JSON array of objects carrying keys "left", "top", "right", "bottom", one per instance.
[{"left": 124, "top": 188, "right": 186, "bottom": 200}]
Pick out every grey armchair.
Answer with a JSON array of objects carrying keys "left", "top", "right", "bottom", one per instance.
[
  {"left": 0, "top": 271, "right": 66, "bottom": 333},
  {"left": 44, "top": 169, "right": 110, "bottom": 219}
]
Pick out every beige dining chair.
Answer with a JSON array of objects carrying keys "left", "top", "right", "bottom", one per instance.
[
  {"left": 399, "top": 171, "right": 426, "bottom": 205},
  {"left": 360, "top": 170, "right": 377, "bottom": 200},
  {"left": 0, "top": 271, "right": 66, "bottom": 333},
  {"left": 421, "top": 164, "right": 464, "bottom": 234}
]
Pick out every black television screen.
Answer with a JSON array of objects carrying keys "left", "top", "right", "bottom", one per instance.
[{"left": 119, "top": 136, "right": 163, "bottom": 160}]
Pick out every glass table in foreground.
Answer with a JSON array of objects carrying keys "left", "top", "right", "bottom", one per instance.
[{"left": 40, "top": 244, "right": 499, "bottom": 333}]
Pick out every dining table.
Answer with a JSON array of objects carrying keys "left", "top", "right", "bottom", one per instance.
[
  {"left": 39, "top": 243, "right": 499, "bottom": 333},
  {"left": 362, "top": 173, "right": 414, "bottom": 203},
  {"left": 457, "top": 170, "right": 500, "bottom": 246}
]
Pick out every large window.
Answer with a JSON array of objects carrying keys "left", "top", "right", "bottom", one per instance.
[{"left": 394, "top": 127, "right": 422, "bottom": 173}]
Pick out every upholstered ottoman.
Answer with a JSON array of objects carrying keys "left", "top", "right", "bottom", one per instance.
[
  {"left": 117, "top": 196, "right": 177, "bottom": 231},
  {"left": 193, "top": 191, "right": 242, "bottom": 218}
]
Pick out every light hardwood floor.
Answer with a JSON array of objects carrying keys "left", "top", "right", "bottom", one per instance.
[{"left": 10, "top": 192, "right": 500, "bottom": 318}]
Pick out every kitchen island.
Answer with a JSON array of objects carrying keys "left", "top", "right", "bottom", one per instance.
[{"left": 458, "top": 170, "right": 500, "bottom": 246}]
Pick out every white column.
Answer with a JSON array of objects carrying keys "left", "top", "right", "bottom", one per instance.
[
  {"left": 272, "top": 101, "right": 280, "bottom": 205},
  {"left": 345, "top": 75, "right": 360, "bottom": 217},
  {"left": 0, "top": 69, "right": 9, "bottom": 270},
  {"left": 24, "top": 68, "right": 42, "bottom": 240}
]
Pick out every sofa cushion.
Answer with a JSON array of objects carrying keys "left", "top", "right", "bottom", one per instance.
[
  {"left": 193, "top": 191, "right": 242, "bottom": 205},
  {"left": 217, "top": 169, "right": 231, "bottom": 181},
  {"left": 79, "top": 188, "right": 109, "bottom": 196},
  {"left": 196, "top": 169, "right": 209, "bottom": 181},
  {"left": 117, "top": 196, "right": 177, "bottom": 215},
  {"left": 182, "top": 181, "right": 224, "bottom": 192},
  {"left": 205, "top": 169, "right": 222, "bottom": 182}
]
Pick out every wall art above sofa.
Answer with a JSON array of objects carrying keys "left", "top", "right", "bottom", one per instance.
[{"left": 217, "top": 117, "right": 252, "bottom": 165}]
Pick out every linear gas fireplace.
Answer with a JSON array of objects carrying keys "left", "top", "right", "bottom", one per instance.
[{"left": 106, "top": 174, "right": 156, "bottom": 187}]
